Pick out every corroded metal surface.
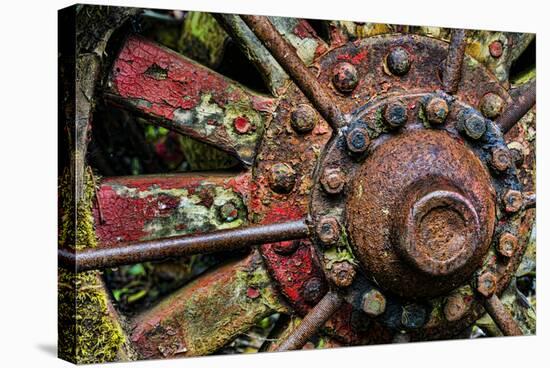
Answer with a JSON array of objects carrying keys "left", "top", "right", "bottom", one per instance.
[
  {"left": 484, "top": 294, "right": 523, "bottom": 336},
  {"left": 107, "top": 36, "right": 276, "bottom": 165}
]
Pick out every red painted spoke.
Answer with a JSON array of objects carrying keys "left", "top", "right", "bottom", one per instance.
[
  {"left": 275, "top": 291, "right": 343, "bottom": 351},
  {"left": 497, "top": 79, "right": 536, "bottom": 134},
  {"left": 483, "top": 294, "right": 523, "bottom": 336},
  {"left": 59, "top": 219, "right": 309, "bottom": 272},
  {"left": 442, "top": 29, "right": 467, "bottom": 94},
  {"left": 241, "top": 15, "right": 345, "bottom": 130},
  {"left": 106, "top": 35, "right": 276, "bottom": 165}
]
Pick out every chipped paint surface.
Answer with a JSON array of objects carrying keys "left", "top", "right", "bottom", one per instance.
[
  {"left": 130, "top": 251, "right": 288, "bottom": 358},
  {"left": 108, "top": 36, "right": 275, "bottom": 164},
  {"left": 94, "top": 173, "right": 250, "bottom": 245}
]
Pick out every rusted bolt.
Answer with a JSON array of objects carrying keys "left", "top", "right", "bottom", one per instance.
[
  {"left": 383, "top": 102, "right": 408, "bottom": 128},
  {"left": 477, "top": 272, "right": 497, "bottom": 297},
  {"left": 503, "top": 189, "right": 523, "bottom": 213},
  {"left": 510, "top": 147, "right": 524, "bottom": 167},
  {"left": 401, "top": 304, "right": 427, "bottom": 329},
  {"left": 302, "top": 277, "right": 323, "bottom": 303},
  {"left": 361, "top": 289, "right": 387, "bottom": 317},
  {"left": 332, "top": 62, "right": 359, "bottom": 93},
  {"left": 273, "top": 240, "right": 300, "bottom": 255},
  {"left": 425, "top": 97, "right": 449, "bottom": 125},
  {"left": 491, "top": 147, "right": 512, "bottom": 172},
  {"left": 320, "top": 167, "right": 346, "bottom": 194},
  {"left": 219, "top": 201, "right": 239, "bottom": 222},
  {"left": 443, "top": 294, "right": 467, "bottom": 322},
  {"left": 459, "top": 112, "right": 486, "bottom": 140},
  {"left": 330, "top": 261, "right": 356, "bottom": 288},
  {"left": 346, "top": 126, "right": 370, "bottom": 153},
  {"left": 291, "top": 104, "right": 317, "bottom": 133},
  {"left": 233, "top": 116, "right": 251, "bottom": 134},
  {"left": 479, "top": 93, "right": 505, "bottom": 119},
  {"left": 386, "top": 47, "right": 411, "bottom": 76},
  {"left": 316, "top": 217, "right": 340, "bottom": 246},
  {"left": 498, "top": 233, "right": 518, "bottom": 258},
  {"left": 489, "top": 40, "right": 503, "bottom": 58},
  {"left": 269, "top": 163, "right": 296, "bottom": 194}
]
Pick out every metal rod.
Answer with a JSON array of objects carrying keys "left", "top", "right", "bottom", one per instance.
[
  {"left": 275, "top": 291, "right": 343, "bottom": 351},
  {"left": 240, "top": 15, "right": 345, "bottom": 130},
  {"left": 497, "top": 79, "right": 536, "bottom": 134},
  {"left": 59, "top": 219, "right": 309, "bottom": 272},
  {"left": 484, "top": 294, "right": 523, "bottom": 336},
  {"left": 523, "top": 191, "right": 536, "bottom": 209},
  {"left": 442, "top": 29, "right": 467, "bottom": 94}
]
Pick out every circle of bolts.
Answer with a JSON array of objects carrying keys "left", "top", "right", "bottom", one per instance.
[
  {"left": 503, "top": 189, "right": 523, "bottom": 213},
  {"left": 491, "top": 147, "right": 512, "bottom": 172},
  {"left": 386, "top": 46, "right": 411, "bottom": 76},
  {"left": 219, "top": 202, "right": 239, "bottom": 222},
  {"left": 269, "top": 163, "right": 297, "bottom": 194},
  {"left": 332, "top": 61, "right": 359, "bottom": 93},
  {"left": 291, "top": 104, "right": 317, "bottom": 133},
  {"left": 425, "top": 97, "right": 449, "bottom": 125},
  {"left": 443, "top": 293, "right": 468, "bottom": 322},
  {"left": 479, "top": 93, "right": 505, "bottom": 119},
  {"left": 497, "top": 233, "right": 518, "bottom": 258},
  {"left": 477, "top": 272, "right": 497, "bottom": 297},
  {"left": 321, "top": 167, "right": 346, "bottom": 194},
  {"left": 489, "top": 40, "right": 504, "bottom": 58},
  {"left": 346, "top": 126, "right": 370, "bottom": 153},
  {"left": 459, "top": 112, "right": 487, "bottom": 140},
  {"left": 330, "top": 261, "right": 356, "bottom": 287},
  {"left": 316, "top": 217, "right": 340, "bottom": 246},
  {"left": 361, "top": 289, "right": 387, "bottom": 317},
  {"left": 383, "top": 102, "right": 408, "bottom": 128},
  {"left": 302, "top": 277, "right": 324, "bottom": 303}
]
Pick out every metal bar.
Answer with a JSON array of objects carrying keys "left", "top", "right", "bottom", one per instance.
[
  {"left": 497, "top": 79, "right": 536, "bottom": 134},
  {"left": 524, "top": 191, "right": 536, "bottom": 209},
  {"left": 240, "top": 15, "right": 345, "bottom": 130},
  {"left": 59, "top": 219, "right": 309, "bottom": 272},
  {"left": 275, "top": 291, "right": 343, "bottom": 351},
  {"left": 442, "top": 29, "right": 467, "bottom": 94},
  {"left": 484, "top": 294, "right": 523, "bottom": 336}
]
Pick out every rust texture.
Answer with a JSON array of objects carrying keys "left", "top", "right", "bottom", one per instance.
[
  {"left": 276, "top": 291, "right": 343, "bottom": 351},
  {"left": 496, "top": 79, "right": 536, "bottom": 134},
  {"left": 241, "top": 15, "right": 345, "bottom": 129},
  {"left": 107, "top": 35, "right": 276, "bottom": 165},
  {"left": 484, "top": 295, "right": 523, "bottom": 336},
  {"left": 442, "top": 29, "right": 467, "bottom": 94},
  {"left": 60, "top": 219, "right": 309, "bottom": 272}
]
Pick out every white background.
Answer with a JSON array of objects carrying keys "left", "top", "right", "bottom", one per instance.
[{"left": 0, "top": 0, "right": 547, "bottom": 367}]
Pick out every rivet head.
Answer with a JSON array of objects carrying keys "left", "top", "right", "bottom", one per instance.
[
  {"left": 477, "top": 272, "right": 497, "bottom": 297},
  {"left": 503, "top": 189, "right": 523, "bottom": 213},
  {"left": 425, "top": 97, "right": 449, "bottom": 125},
  {"left": 330, "top": 261, "right": 356, "bottom": 288},
  {"left": 479, "top": 93, "right": 505, "bottom": 119},
  {"left": 489, "top": 40, "right": 503, "bottom": 58},
  {"left": 498, "top": 233, "right": 518, "bottom": 258},
  {"left": 362, "top": 289, "right": 387, "bottom": 317},
  {"left": 320, "top": 167, "right": 346, "bottom": 194},
  {"left": 491, "top": 147, "right": 512, "bottom": 172},
  {"left": 383, "top": 102, "right": 408, "bottom": 128},
  {"left": 269, "top": 163, "right": 296, "bottom": 194},
  {"left": 443, "top": 294, "right": 468, "bottom": 322},
  {"left": 332, "top": 62, "right": 359, "bottom": 93},
  {"left": 459, "top": 112, "right": 486, "bottom": 140},
  {"left": 233, "top": 116, "right": 252, "bottom": 134},
  {"left": 346, "top": 126, "right": 370, "bottom": 153},
  {"left": 219, "top": 202, "right": 239, "bottom": 222},
  {"left": 291, "top": 104, "right": 317, "bottom": 133},
  {"left": 386, "top": 47, "right": 411, "bottom": 76},
  {"left": 316, "top": 217, "right": 340, "bottom": 246},
  {"left": 302, "top": 277, "right": 323, "bottom": 303}
]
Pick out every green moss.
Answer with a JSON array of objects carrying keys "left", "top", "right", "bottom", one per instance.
[{"left": 58, "top": 166, "right": 130, "bottom": 363}]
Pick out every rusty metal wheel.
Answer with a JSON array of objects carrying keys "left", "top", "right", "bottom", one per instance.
[{"left": 59, "top": 7, "right": 536, "bottom": 362}]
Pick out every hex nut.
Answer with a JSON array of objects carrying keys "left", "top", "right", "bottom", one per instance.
[
  {"left": 497, "top": 233, "right": 518, "bottom": 258},
  {"left": 361, "top": 289, "right": 387, "bottom": 317},
  {"left": 320, "top": 167, "right": 346, "bottom": 194},
  {"left": 316, "top": 217, "right": 340, "bottom": 246},
  {"left": 477, "top": 272, "right": 497, "bottom": 297},
  {"left": 269, "top": 163, "right": 297, "bottom": 194}
]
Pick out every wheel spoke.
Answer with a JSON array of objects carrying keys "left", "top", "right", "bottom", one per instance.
[
  {"left": 60, "top": 219, "right": 309, "bottom": 272},
  {"left": 129, "top": 250, "right": 289, "bottom": 358},
  {"left": 275, "top": 291, "right": 343, "bottom": 351},
  {"left": 106, "top": 35, "right": 276, "bottom": 166},
  {"left": 241, "top": 15, "right": 345, "bottom": 130},
  {"left": 483, "top": 294, "right": 523, "bottom": 336},
  {"left": 442, "top": 29, "right": 467, "bottom": 94},
  {"left": 496, "top": 79, "right": 536, "bottom": 134}
]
